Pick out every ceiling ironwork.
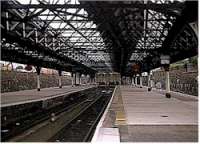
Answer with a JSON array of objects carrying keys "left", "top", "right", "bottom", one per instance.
[{"left": 1, "top": 0, "right": 198, "bottom": 75}]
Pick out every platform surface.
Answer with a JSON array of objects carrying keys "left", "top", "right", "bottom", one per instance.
[
  {"left": 120, "top": 86, "right": 198, "bottom": 125},
  {"left": 119, "top": 125, "right": 198, "bottom": 142},
  {"left": 1, "top": 85, "right": 94, "bottom": 107},
  {"left": 94, "top": 85, "right": 198, "bottom": 142},
  {"left": 95, "top": 128, "right": 120, "bottom": 142}
]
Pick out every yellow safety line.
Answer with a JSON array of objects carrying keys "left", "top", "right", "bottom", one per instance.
[{"left": 115, "top": 86, "right": 127, "bottom": 125}]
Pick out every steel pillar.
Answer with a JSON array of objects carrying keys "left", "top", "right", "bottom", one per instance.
[
  {"left": 36, "top": 66, "right": 41, "bottom": 91},
  {"left": 165, "top": 70, "right": 171, "bottom": 97},
  {"left": 75, "top": 72, "right": 79, "bottom": 85},
  {"left": 90, "top": 75, "right": 94, "bottom": 84},
  {"left": 71, "top": 72, "right": 75, "bottom": 87},
  {"left": 104, "top": 73, "right": 106, "bottom": 84},
  {"left": 147, "top": 72, "right": 152, "bottom": 91},
  {"left": 89, "top": 75, "right": 91, "bottom": 85},
  {"left": 135, "top": 76, "right": 138, "bottom": 86},
  {"left": 79, "top": 73, "right": 82, "bottom": 85},
  {"left": 87, "top": 75, "right": 90, "bottom": 85},
  {"left": 148, "top": 74, "right": 151, "bottom": 87},
  {"left": 140, "top": 75, "right": 143, "bottom": 88},
  {"left": 135, "top": 76, "right": 137, "bottom": 86},
  {"left": 120, "top": 75, "right": 123, "bottom": 85},
  {"left": 164, "top": 65, "right": 171, "bottom": 98},
  {"left": 58, "top": 70, "right": 62, "bottom": 88},
  {"left": 132, "top": 77, "right": 135, "bottom": 86}
]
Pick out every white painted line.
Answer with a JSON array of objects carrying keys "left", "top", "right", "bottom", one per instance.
[
  {"left": 95, "top": 128, "right": 120, "bottom": 143},
  {"left": 92, "top": 86, "right": 119, "bottom": 143}
]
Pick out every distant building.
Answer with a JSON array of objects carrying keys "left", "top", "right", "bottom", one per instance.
[
  {"left": 40, "top": 68, "right": 57, "bottom": 75},
  {"left": 1, "top": 63, "right": 13, "bottom": 71}
]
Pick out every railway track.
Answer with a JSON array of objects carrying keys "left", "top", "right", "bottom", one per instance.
[
  {"left": 1, "top": 91, "right": 88, "bottom": 141},
  {"left": 49, "top": 89, "right": 113, "bottom": 142},
  {"left": 1, "top": 86, "right": 114, "bottom": 142}
]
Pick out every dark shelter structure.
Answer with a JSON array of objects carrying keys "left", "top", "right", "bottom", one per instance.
[{"left": 1, "top": 0, "right": 198, "bottom": 77}]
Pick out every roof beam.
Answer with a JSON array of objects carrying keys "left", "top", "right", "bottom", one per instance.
[
  {"left": 2, "top": 3, "right": 183, "bottom": 11},
  {"left": 161, "top": 1, "right": 198, "bottom": 54}
]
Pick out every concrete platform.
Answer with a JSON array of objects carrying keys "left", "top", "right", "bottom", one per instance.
[
  {"left": 121, "top": 86, "right": 198, "bottom": 125},
  {"left": 119, "top": 125, "right": 198, "bottom": 142},
  {"left": 1, "top": 85, "right": 95, "bottom": 107},
  {"left": 92, "top": 85, "right": 198, "bottom": 142},
  {"left": 94, "top": 128, "right": 120, "bottom": 142}
]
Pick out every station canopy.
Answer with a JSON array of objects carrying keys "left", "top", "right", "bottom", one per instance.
[{"left": 1, "top": 0, "right": 198, "bottom": 76}]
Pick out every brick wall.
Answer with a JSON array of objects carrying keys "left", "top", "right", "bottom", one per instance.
[
  {"left": 151, "top": 68, "right": 198, "bottom": 96},
  {"left": 1, "top": 70, "right": 72, "bottom": 93}
]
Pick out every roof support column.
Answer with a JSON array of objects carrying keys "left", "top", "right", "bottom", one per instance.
[
  {"left": 147, "top": 72, "right": 152, "bottom": 91},
  {"left": 164, "top": 65, "right": 171, "bottom": 98},
  {"left": 113, "top": 73, "right": 116, "bottom": 84},
  {"left": 79, "top": 73, "right": 82, "bottom": 85},
  {"left": 88, "top": 75, "right": 91, "bottom": 85},
  {"left": 120, "top": 75, "right": 123, "bottom": 85},
  {"left": 132, "top": 76, "right": 135, "bottom": 86},
  {"left": 74, "top": 72, "right": 81, "bottom": 85},
  {"left": 103, "top": 73, "right": 106, "bottom": 84},
  {"left": 93, "top": 74, "right": 96, "bottom": 84},
  {"left": 140, "top": 74, "right": 143, "bottom": 88},
  {"left": 125, "top": 77, "right": 127, "bottom": 85},
  {"left": 58, "top": 70, "right": 62, "bottom": 88},
  {"left": 134, "top": 76, "right": 137, "bottom": 86},
  {"left": 75, "top": 72, "right": 78, "bottom": 86},
  {"left": 94, "top": 74, "right": 97, "bottom": 84},
  {"left": 90, "top": 74, "right": 94, "bottom": 85},
  {"left": 130, "top": 77, "right": 132, "bottom": 85},
  {"left": 160, "top": 55, "right": 171, "bottom": 98},
  {"left": 112, "top": 73, "right": 114, "bottom": 83},
  {"left": 135, "top": 75, "right": 138, "bottom": 87},
  {"left": 36, "top": 66, "right": 41, "bottom": 91},
  {"left": 71, "top": 72, "right": 74, "bottom": 87}
]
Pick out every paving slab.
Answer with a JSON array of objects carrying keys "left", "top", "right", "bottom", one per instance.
[
  {"left": 95, "top": 128, "right": 120, "bottom": 142},
  {"left": 120, "top": 125, "right": 198, "bottom": 142},
  {"left": 93, "top": 85, "right": 198, "bottom": 142},
  {"left": 120, "top": 86, "right": 198, "bottom": 125}
]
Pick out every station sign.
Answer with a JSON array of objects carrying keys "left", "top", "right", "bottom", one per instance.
[
  {"left": 142, "top": 72, "right": 148, "bottom": 76},
  {"left": 160, "top": 55, "right": 170, "bottom": 65}
]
